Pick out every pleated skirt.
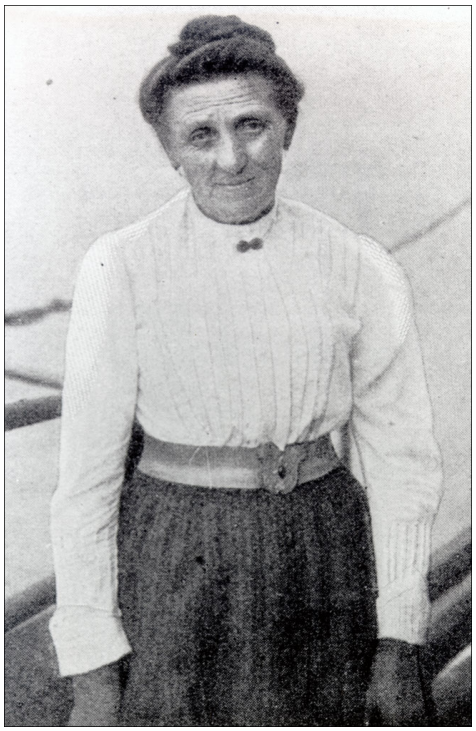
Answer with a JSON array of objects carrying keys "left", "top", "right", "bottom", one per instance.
[{"left": 117, "top": 465, "right": 378, "bottom": 726}]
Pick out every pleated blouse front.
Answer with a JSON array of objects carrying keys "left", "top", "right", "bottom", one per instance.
[{"left": 131, "top": 190, "right": 355, "bottom": 450}]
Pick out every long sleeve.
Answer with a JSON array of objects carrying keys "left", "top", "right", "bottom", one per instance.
[
  {"left": 349, "top": 237, "right": 443, "bottom": 644},
  {"left": 49, "top": 236, "right": 138, "bottom": 676}
]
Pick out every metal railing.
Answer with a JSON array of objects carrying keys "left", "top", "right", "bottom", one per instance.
[{"left": 5, "top": 394, "right": 62, "bottom": 431}]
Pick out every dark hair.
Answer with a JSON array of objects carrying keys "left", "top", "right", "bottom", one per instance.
[{"left": 139, "top": 15, "right": 304, "bottom": 147}]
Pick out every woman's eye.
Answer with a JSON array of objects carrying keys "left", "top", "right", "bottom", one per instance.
[
  {"left": 239, "top": 119, "right": 266, "bottom": 135},
  {"left": 189, "top": 128, "right": 214, "bottom": 146}
]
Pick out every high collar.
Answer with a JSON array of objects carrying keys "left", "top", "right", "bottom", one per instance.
[{"left": 185, "top": 189, "right": 278, "bottom": 246}]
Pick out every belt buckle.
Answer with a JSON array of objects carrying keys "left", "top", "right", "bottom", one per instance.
[{"left": 256, "top": 442, "right": 306, "bottom": 495}]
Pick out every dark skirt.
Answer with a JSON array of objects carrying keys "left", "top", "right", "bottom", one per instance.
[{"left": 117, "top": 465, "right": 378, "bottom": 726}]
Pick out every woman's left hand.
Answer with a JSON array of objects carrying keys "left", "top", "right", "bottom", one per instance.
[{"left": 365, "top": 638, "right": 428, "bottom": 726}]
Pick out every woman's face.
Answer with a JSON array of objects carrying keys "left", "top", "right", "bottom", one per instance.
[{"left": 160, "top": 74, "right": 290, "bottom": 224}]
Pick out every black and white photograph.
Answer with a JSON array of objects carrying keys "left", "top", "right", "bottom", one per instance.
[{"left": 5, "top": 6, "right": 471, "bottom": 726}]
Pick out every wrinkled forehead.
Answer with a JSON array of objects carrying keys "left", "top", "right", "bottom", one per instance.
[{"left": 162, "top": 74, "right": 281, "bottom": 127}]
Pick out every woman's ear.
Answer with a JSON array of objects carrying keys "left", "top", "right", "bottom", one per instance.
[
  {"left": 160, "top": 140, "right": 184, "bottom": 176},
  {"left": 155, "top": 122, "right": 180, "bottom": 169},
  {"left": 283, "top": 120, "right": 296, "bottom": 150}
]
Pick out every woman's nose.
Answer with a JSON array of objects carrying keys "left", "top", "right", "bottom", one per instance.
[{"left": 215, "top": 134, "right": 247, "bottom": 174}]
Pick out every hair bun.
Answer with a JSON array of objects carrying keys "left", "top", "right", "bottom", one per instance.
[{"left": 168, "top": 15, "right": 276, "bottom": 59}]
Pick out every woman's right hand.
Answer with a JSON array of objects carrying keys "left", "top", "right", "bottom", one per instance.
[{"left": 68, "top": 662, "right": 121, "bottom": 727}]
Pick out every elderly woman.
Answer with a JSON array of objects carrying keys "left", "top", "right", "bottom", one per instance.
[{"left": 50, "top": 15, "right": 442, "bottom": 727}]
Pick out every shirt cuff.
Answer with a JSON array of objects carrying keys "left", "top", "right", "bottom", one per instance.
[
  {"left": 376, "top": 572, "right": 430, "bottom": 644},
  {"left": 373, "top": 518, "right": 433, "bottom": 645},
  {"left": 49, "top": 606, "right": 132, "bottom": 676}
]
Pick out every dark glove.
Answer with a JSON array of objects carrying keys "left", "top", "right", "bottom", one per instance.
[
  {"left": 365, "top": 638, "right": 429, "bottom": 726},
  {"left": 68, "top": 661, "right": 121, "bottom": 727}
]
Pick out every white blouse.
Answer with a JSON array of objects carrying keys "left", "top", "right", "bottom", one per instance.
[{"left": 50, "top": 189, "right": 443, "bottom": 676}]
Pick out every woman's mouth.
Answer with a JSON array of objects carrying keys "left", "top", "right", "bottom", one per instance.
[{"left": 215, "top": 178, "right": 254, "bottom": 189}]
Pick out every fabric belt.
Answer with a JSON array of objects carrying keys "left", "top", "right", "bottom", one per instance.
[{"left": 138, "top": 434, "right": 340, "bottom": 494}]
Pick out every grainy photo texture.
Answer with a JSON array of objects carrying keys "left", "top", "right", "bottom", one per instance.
[{"left": 5, "top": 6, "right": 470, "bottom": 727}]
